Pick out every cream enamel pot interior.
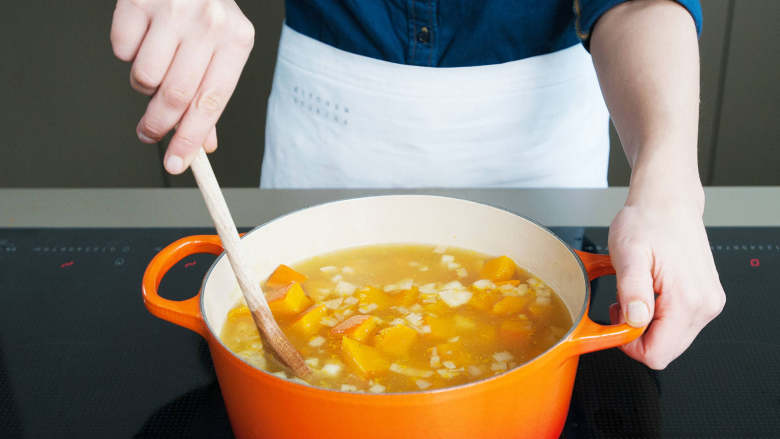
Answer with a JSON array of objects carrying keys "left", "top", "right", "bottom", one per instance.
[{"left": 143, "top": 195, "right": 644, "bottom": 439}]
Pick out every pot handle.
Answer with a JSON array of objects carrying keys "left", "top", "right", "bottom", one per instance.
[
  {"left": 563, "top": 250, "right": 647, "bottom": 356},
  {"left": 142, "top": 235, "right": 224, "bottom": 338}
]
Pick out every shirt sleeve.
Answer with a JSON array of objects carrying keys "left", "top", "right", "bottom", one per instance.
[{"left": 573, "top": 0, "right": 703, "bottom": 50}]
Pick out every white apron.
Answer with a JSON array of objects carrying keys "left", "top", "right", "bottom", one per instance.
[{"left": 261, "top": 25, "right": 610, "bottom": 188}]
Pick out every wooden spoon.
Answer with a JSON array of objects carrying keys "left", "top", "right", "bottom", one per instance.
[{"left": 189, "top": 148, "right": 311, "bottom": 378}]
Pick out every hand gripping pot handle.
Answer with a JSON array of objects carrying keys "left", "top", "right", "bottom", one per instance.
[
  {"left": 564, "top": 250, "right": 647, "bottom": 356},
  {"left": 142, "top": 235, "right": 224, "bottom": 338}
]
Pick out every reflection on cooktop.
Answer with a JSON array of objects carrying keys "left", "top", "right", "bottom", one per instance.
[
  {"left": 0, "top": 227, "right": 778, "bottom": 438},
  {"left": 134, "top": 340, "right": 232, "bottom": 439}
]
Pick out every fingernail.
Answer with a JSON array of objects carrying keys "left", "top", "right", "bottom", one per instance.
[
  {"left": 165, "top": 155, "right": 185, "bottom": 174},
  {"left": 136, "top": 123, "right": 155, "bottom": 144},
  {"left": 627, "top": 301, "right": 650, "bottom": 326},
  {"left": 138, "top": 131, "right": 155, "bottom": 143}
]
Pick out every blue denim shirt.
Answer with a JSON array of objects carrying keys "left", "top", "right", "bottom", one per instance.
[{"left": 285, "top": 0, "right": 702, "bottom": 67}]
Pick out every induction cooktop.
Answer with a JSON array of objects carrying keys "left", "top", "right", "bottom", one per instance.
[{"left": 0, "top": 227, "right": 778, "bottom": 438}]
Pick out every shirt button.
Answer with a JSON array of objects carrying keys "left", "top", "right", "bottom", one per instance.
[{"left": 416, "top": 26, "right": 431, "bottom": 44}]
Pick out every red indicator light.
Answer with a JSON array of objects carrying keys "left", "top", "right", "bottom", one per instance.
[
  {"left": 184, "top": 260, "right": 197, "bottom": 269},
  {"left": 750, "top": 258, "right": 760, "bottom": 267},
  {"left": 60, "top": 261, "right": 75, "bottom": 268}
]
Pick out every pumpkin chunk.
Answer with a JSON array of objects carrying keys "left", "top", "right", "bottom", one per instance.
[
  {"left": 341, "top": 336, "right": 390, "bottom": 377},
  {"left": 331, "top": 315, "right": 378, "bottom": 342},
  {"left": 480, "top": 256, "right": 516, "bottom": 282},
  {"left": 266, "top": 264, "right": 308, "bottom": 289},
  {"left": 492, "top": 296, "right": 531, "bottom": 315},
  {"left": 288, "top": 304, "right": 328, "bottom": 338},
  {"left": 425, "top": 316, "right": 458, "bottom": 340},
  {"left": 468, "top": 289, "right": 502, "bottom": 311},
  {"left": 396, "top": 287, "right": 419, "bottom": 307},
  {"left": 357, "top": 286, "right": 394, "bottom": 310},
  {"left": 422, "top": 301, "right": 450, "bottom": 316},
  {"left": 266, "top": 282, "right": 312, "bottom": 317},
  {"left": 227, "top": 304, "right": 251, "bottom": 320},
  {"left": 375, "top": 324, "right": 419, "bottom": 357}
]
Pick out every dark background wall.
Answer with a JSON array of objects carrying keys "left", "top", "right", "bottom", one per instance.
[{"left": 0, "top": 1, "right": 777, "bottom": 188}]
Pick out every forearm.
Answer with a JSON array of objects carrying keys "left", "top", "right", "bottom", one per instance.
[{"left": 590, "top": 0, "right": 704, "bottom": 212}]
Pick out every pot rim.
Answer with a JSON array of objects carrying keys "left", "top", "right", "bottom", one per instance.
[{"left": 198, "top": 194, "right": 591, "bottom": 396}]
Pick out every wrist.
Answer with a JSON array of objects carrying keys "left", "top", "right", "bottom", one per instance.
[{"left": 626, "top": 146, "right": 705, "bottom": 215}]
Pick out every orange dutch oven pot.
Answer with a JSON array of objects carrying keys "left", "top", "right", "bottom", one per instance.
[{"left": 142, "top": 195, "right": 644, "bottom": 439}]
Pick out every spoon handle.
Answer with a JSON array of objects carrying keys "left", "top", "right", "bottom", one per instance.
[{"left": 190, "top": 149, "right": 310, "bottom": 377}]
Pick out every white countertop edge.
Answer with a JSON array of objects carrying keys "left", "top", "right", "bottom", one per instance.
[{"left": 0, "top": 187, "right": 777, "bottom": 228}]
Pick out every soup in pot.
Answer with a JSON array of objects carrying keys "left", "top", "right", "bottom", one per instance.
[{"left": 220, "top": 244, "right": 572, "bottom": 393}]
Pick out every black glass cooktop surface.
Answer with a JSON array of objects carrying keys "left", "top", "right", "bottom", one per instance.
[{"left": 0, "top": 227, "right": 778, "bottom": 438}]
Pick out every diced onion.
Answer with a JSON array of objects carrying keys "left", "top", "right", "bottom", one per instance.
[
  {"left": 416, "top": 380, "right": 432, "bottom": 389},
  {"left": 490, "top": 362, "right": 508, "bottom": 372},
  {"left": 359, "top": 303, "right": 378, "bottom": 313},
  {"left": 320, "top": 317, "right": 339, "bottom": 327},
  {"left": 419, "top": 283, "right": 437, "bottom": 294},
  {"left": 390, "top": 363, "right": 434, "bottom": 378},
  {"left": 472, "top": 279, "right": 495, "bottom": 290},
  {"left": 493, "top": 351, "right": 514, "bottom": 362},
  {"left": 468, "top": 365, "right": 483, "bottom": 376},
  {"left": 335, "top": 281, "right": 356, "bottom": 295},
  {"left": 369, "top": 384, "right": 386, "bottom": 393},
  {"left": 323, "top": 298, "right": 343, "bottom": 309},
  {"left": 439, "top": 289, "right": 472, "bottom": 308},
  {"left": 442, "top": 281, "right": 464, "bottom": 290},
  {"left": 322, "top": 363, "right": 342, "bottom": 376}
]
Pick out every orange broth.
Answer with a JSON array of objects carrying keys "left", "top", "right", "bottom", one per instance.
[{"left": 220, "top": 244, "right": 572, "bottom": 393}]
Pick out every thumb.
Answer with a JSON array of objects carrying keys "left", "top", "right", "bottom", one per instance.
[{"left": 609, "top": 241, "right": 655, "bottom": 327}]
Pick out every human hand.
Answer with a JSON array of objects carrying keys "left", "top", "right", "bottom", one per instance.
[
  {"left": 110, "top": 0, "right": 255, "bottom": 174},
  {"left": 607, "top": 192, "right": 726, "bottom": 369}
]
